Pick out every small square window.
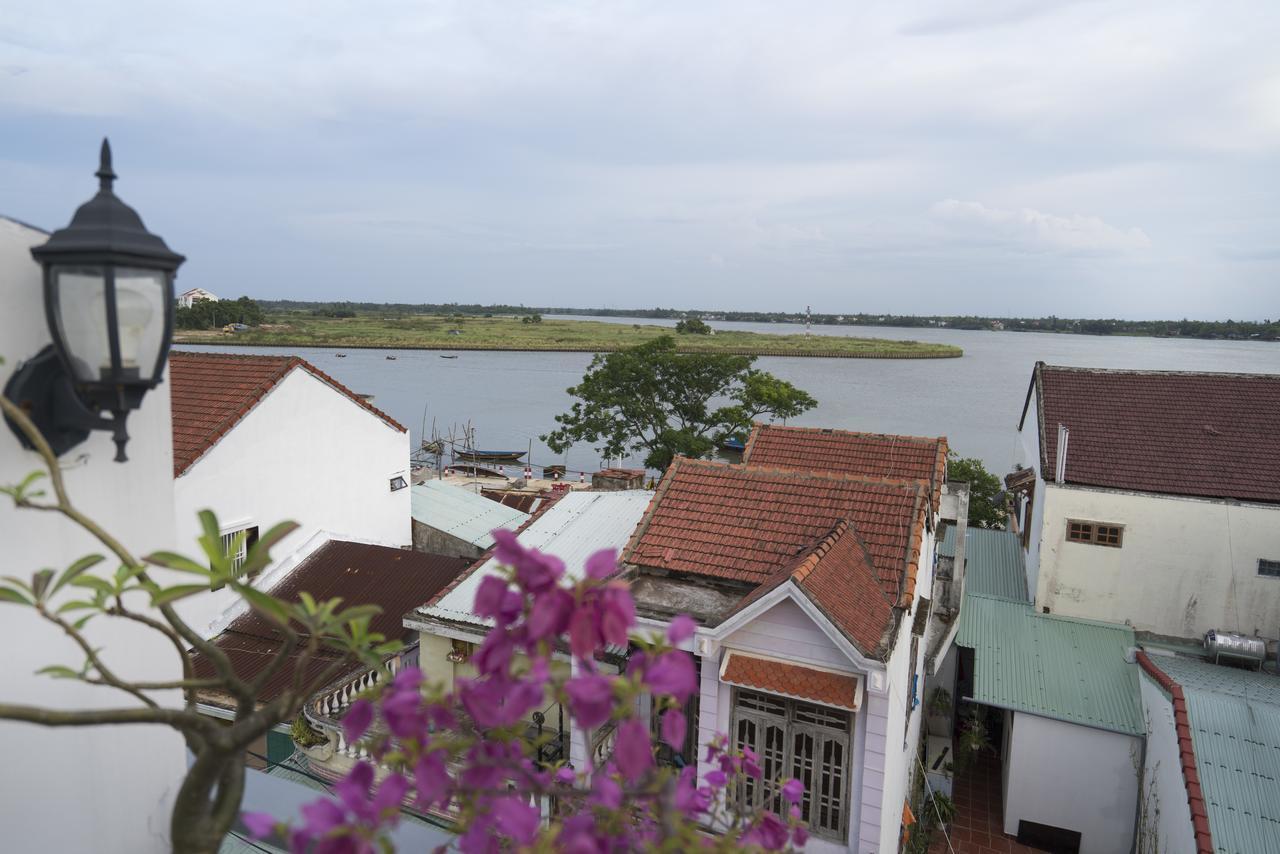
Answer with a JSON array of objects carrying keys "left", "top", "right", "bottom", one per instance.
[
  {"left": 1259, "top": 559, "right": 1280, "bottom": 578},
  {"left": 1095, "top": 525, "right": 1123, "bottom": 547},
  {"left": 389, "top": 476, "right": 407, "bottom": 492},
  {"left": 214, "top": 525, "right": 259, "bottom": 589},
  {"left": 1068, "top": 521, "right": 1094, "bottom": 543},
  {"left": 1067, "top": 519, "right": 1123, "bottom": 548}
]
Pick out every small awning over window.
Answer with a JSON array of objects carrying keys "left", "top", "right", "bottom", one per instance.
[{"left": 719, "top": 651, "right": 862, "bottom": 712}]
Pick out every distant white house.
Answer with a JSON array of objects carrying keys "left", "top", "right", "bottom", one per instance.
[
  {"left": 1011, "top": 362, "right": 1280, "bottom": 641},
  {"left": 177, "top": 287, "right": 219, "bottom": 308},
  {"left": 169, "top": 350, "right": 411, "bottom": 635}
]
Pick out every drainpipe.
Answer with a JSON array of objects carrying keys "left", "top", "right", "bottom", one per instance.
[{"left": 1054, "top": 424, "right": 1070, "bottom": 483}]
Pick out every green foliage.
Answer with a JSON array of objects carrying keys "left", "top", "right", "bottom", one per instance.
[
  {"left": 927, "top": 687, "right": 952, "bottom": 716},
  {"left": 520, "top": 314, "right": 543, "bottom": 324},
  {"left": 290, "top": 715, "right": 329, "bottom": 748},
  {"left": 675, "top": 317, "right": 711, "bottom": 335},
  {"left": 542, "top": 335, "right": 817, "bottom": 470},
  {"left": 947, "top": 452, "right": 1006, "bottom": 529},
  {"left": 175, "top": 296, "right": 265, "bottom": 330}
]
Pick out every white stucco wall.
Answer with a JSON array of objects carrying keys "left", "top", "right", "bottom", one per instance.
[
  {"left": 1034, "top": 484, "right": 1280, "bottom": 640},
  {"left": 1003, "top": 713, "right": 1140, "bottom": 853},
  {"left": 1013, "top": 392, "right": 1045, "bottom": 598},
  {"left": 173, "top": 366, "right": 409, "bottom": 635},
  {"left": 1138, "top": 671, "right": 1197, "bottom": 854},
  {"left": 0, "top": 216, "right": 186, "bottom": 851}
]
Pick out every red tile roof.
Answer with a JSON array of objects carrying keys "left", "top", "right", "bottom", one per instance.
[
  {"left": 1136, "top": 652, "right": 1215, "bottom": 854},
  {"left": 1028, "top": 363, "right": 1280, "bottom": 503},
  {"left": 192, "top": 540, "right": 467, "bottom": 705},
  {"left": 169, "top": 351, "right": 405, "bottom": 477},
  {"left": 623, "top": 457, "right": 926, "bottom": 613},
  {"left": 742, "top": 424, "right": 947, "bottom": 511},
  {"left": 720, "top": 652, "right": 860, "bottom": 711}
]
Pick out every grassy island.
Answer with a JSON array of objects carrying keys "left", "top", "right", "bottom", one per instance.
[{"left": 174, "top": 313, "right": 962, "bottom": 359}]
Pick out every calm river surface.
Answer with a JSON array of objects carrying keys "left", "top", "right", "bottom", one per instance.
[{"left": 178, "top": 316, "right": 1280, "bottom": 477}]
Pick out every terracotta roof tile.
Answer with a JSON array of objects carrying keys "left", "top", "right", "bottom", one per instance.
[
  {"left": 169, "top": 351, "right": 405, "bottom": 477},
  {"left": 1033, "top": 363, "right": 1280, "bottom": 503},
  {"left": 743, "top": 423, "right": 947, "bottom": 511},
  {"left": 721, "top": 652, "right": 860, "bottom": 710},
  {"left": 626, "top": 458, "right": 924, "bottom": 586}
]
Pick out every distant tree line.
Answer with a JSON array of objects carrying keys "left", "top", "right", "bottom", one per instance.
[
  {"left": 175, "top": 297, "right": 265, "bottom": 330},
  {"left": 255, "top": 300, "right": 1280, "bottom": 342}
]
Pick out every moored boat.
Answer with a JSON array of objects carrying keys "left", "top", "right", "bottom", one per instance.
[{"left": 454, "top": 448, "right": 527, "bottom": 463}]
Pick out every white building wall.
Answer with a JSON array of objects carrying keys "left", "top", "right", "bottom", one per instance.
[
  {"left": 1035, "top": 484, "right": 1280, "bottom": 639},
  {"left": 1014, "top": 392, "right": 1045, "bottom": 597},
  {"left": 173, "top": 367, "right": 409, "bottom": 635},
  {"left": 1003, "top": 713, "right": 1140, "bottom": 854},
  {"left": 0, "top": 216, "right": 186, "bottom": 852},
  {"left": 1138, "top": 671, "right": 1197, "bottom": 854}
]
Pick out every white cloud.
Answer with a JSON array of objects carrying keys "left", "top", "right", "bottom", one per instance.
[{"left": 930, "top": 199, "right": 1152, "bottom": 253}]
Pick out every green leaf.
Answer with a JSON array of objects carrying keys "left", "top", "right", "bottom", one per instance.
[
  {"left": 56, "top": 600, "right": 98, "bottom": 615},
  {"left": 237, "top": 520, "right": 299, "bottom": 578},
  {"left": 150, "top": 584, "right": 211, "bottom": 606},
  {"left": 36, "top": 665, "right": 81, "bottom": 680},
  {"left": 0, "top": 587, "right": 33, "bottom": 606},
  {"left": 70, "top": 575, "right": 115, "bottom": 596},
  {"left": 334, "top": 604, "right": 382, "bottom": 627},
  {"left": 72, "top": 613, "right": 96, "bottom": 631},
  {"left": 144, "top": 551, "right": 213, "bottom": 577},
  {"left": 233, "top": 584, "right": 292, "bottom": 627},
  {"left": 373, "top": 641, "right": 404, "bottom": 656},
  {"left": 51, "top": 554, "right": 106, "bottom": 596}
]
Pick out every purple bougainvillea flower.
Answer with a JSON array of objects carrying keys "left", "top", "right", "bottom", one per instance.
[
  {"left": 341, "top": 698, "right": 374, "bottom": 745},
  {"left": 660, "top": 708, "right": 686, "bottom": 749},
  {"left": 380, "top": 688, "right": 425, "bottom": 740},
  {"left": 240, "top": 811, "right": 277, "bottom": 839},
  {"left": 300, "top": 797, "right": 346, "bottom": 836},
  {"left": 597, "top": 583, "right": 635, "bottom": 646},
  {"left": 644, "top": 650, "right": 697, "bottom": 702},
  {"left": 673, "top": 766, "right": 711, "bottom": 815},
  {"left": 490, "top": 528, "right": 526, "bottom": 567},
  {"left": 666, "top": 614, "right": 696, "bottom": 645},
  {"left": 557, "top": 813, "right": 608, "bottom": 854},
  {"left": 471, "top": 630, "right": 515, "bottom": 677},
  {"left": 781, "top": 777, "right": 804, "bottom": 805},
  {"left": 414, "top": 750, "right": 451, "bottom": 809},
  {"left": 565, "top": 672, "right": 614, "bottom": 729},
  {"left": 704, "top": 769, "right": 727, "bottom": 787},
  {"left": 584, "top": 548, "right": 618, "bottom": 580},
  {"left": 753, "top": 812, "right": 791, "bottom": 851},
  {"left": 589, "top": 770, "right": 622, "bottom": 809},
  {"left": 568, "top": 606, "right": 602, "bottom": 660},
  {"left": 554, "top": 766, "right": 577, "bottom": 785},
  {"left": 614, "top": 718, "right": 654, "bottom": 784},
  {"left": 526, "top": 587, "right": 573, "bottom": 640},
  {"left": 335, "top": 761, "right": 375, "bottom": 817},
  {"left": 370, "top": 772, "right": 409, "bottom": 824},
  {"left": 473, "top": 575, "right": 511, "bottom": 622},
  {"left": 743, "top": 756, "right": 762, "bottom": 780},
  {"left": 490, "top": 796, "right": 540, "bottom": 844},
  {"left": 515, "top": 549, "right": 565, "bottom": 594},
  {"left": 458, "top": 821, "right": 500, "bottom": 854},
  {"left": 390, "top": 666, "right": 423, "bottom": 693}
]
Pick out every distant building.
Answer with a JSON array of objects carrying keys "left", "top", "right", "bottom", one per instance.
[
  {"left": 1011, "top": 362, "right": 1280, "bottom": 641},
  {"left": 177, "top": 287, "right": 219, "bottom": 308},
  {"left": 410, "top": 479, "right": 529, "bottom": 559},
  {"left": 168, "top": 351, "right": 411, "bottom": 635},
  {"left": 592, "top": 467, "right": 645, "bottom": 490}
]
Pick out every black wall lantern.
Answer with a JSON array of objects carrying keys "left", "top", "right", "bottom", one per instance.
[{"left": 4, "top": 139, "right": 185, "bottom": 462}]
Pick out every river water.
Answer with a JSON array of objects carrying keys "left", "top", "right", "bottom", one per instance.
[{"left": 177, "top": 316, "right": 1280, "bottom": 478}]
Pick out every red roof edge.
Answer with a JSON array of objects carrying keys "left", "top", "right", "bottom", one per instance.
[{"left": 1136, "top": 651, "right": 1215, "bottom": 854}]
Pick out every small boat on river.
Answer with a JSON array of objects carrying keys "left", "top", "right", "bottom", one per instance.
[
  {"left": 440, "top": 354, "right": 459, "bottom": 359},
  {"left": 386, "top": 355, "right": 397, "bottom": 360},
  {"left": 454, "top": 448, "right": 527, "bottom": 464},
  {"left": 445, "top": 463, "right": 508, "bottom": 479},
  {"left": 335, "top": 353, "right": 347, "bottom": 358}
]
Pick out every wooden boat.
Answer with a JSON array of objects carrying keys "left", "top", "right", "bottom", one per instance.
[
  {"left": 440, "top": 354, "right": 459, "bottom": 359},
  {"left": 385, "top": 355, "right": 397, "bottom": 360},
  {"left": 335, "top": 353, "right": 347, "bottom": 358},
  {"left": 542, "top": 464, "right": 567, "bottom": 479},
  {"left": 444, "top": 463, "right": 508, "bottom": 479},
  {"left": 454, "top": 448, "right": 527, "bottom": 463},
  {"left": 721, "top": 437, "right": 746, "bottom": 452}
]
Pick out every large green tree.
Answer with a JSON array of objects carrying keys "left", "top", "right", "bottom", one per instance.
[
  {"left": 543, "top": 335, "right": 816, "bottom": 470},
  {"left": 946, "top": 452, "right": 1006, "bottom": 529}
]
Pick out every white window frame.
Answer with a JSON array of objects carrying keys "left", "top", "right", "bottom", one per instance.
[{"left": 219, "top": 523, "right": 259, "bottom": 577}]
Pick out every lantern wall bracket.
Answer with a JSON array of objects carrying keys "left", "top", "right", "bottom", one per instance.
[{"left": 3, "top": 346, "right": 132, "bottom": 462}]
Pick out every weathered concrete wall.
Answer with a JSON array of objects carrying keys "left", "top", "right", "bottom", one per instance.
[
  {"left": 412, "top": 519, "right": 483, "bottom": 560},
  {"left": 1139, "top": 671, "right": 1197, "bottom": 854}
]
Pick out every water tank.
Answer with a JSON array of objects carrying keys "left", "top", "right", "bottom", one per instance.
[{"left": 1204, "top": 630, "right": 1266, "bottom": 669}]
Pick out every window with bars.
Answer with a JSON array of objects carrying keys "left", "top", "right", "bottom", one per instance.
[
  {"left": 1259, "top": 559, "right": 1280, "bottom": 578},
  {"left": 651, "top": 655, "right": 701, "bottom": 768},
  {"left": 731, "top": 689, "right": 851, "bottom": 842},
  {"left": 1066, "top": 519, "right": 1123, "bottom": 548},
  {"left": 221, "top": 525, "right": 259, "bottom": 573}
]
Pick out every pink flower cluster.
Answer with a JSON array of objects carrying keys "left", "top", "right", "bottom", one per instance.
[{"left": 244, "top": 536, "right": 808, "bottom": 852}]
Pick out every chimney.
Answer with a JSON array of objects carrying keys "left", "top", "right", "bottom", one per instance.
[{"left": 1054, "top": 424, "right": 1070, "bottom": 483}]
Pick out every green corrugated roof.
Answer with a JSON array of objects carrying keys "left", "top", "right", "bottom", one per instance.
[
  {"left": 1144, "top": 654, "right": 1280, "bottom": 854},
  {"left": 939, "top": 525, "right": 1028, "bottom": 602},
  {"left": 410, "top": 481, "right": 529, "bottom": 549},
  {"left": 957, "top": 593, "right": 1142, "bottom": 734}
]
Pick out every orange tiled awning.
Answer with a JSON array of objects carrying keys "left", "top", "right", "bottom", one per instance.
[{"left": 719, "top": 652, "right": 862, "bottom": 712}]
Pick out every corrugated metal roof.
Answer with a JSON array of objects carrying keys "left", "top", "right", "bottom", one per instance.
[
  {"left": 1146, "top": 655, "right": 1280, "bottom": 853},
  {"left": 411, "top": 481, "right": 529, "bottom": 549},
  {"left": 956, "top": 593, "right": 1142, "bottom": 734},
  {"left": 939, "top": 526, "right": 1028, "bottom": 602},
  {"left": 422, "top": 490, "right": 653, "bottom": 627}
]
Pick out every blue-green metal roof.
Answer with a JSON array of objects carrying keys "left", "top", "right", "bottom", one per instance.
[
  {"left": 410, "top": 481, "right": 529, "bottom": 549},
  {"left": 1144, "top": 654, "right": 1280, "bottom": 854},
  {"left": 956, "top": 593, "right": 1143, "bottom": 734},
  {"left": 939, "top": 525, "right": 1028, "bottom": 602}
]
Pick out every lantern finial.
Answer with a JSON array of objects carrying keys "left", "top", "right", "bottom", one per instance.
[{"left": 96, "top": 138, "right": 116, "bottom": 192}]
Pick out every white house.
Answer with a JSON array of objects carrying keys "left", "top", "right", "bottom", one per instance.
[
  {"left": 177, "top": 287, "right": 219, "bottom": 308},
  {"left": 0, "top": 215, "right": 186, "bottom": 852},
  {"left": 1011, "top": 362, "right": 1280, "bottom": 641},
  {"left": 169, "top": 350, "right": 411, "bottom": 635}
]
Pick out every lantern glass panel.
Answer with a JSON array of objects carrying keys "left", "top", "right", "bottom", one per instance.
[
  {"left": 50, "top": 265, "right": 110, "bottom": 383},
  {"left": 114, "top": 267, "right": 167, "bottom": 382}
]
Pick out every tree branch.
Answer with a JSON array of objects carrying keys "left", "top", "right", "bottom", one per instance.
[
  {"left": 37, "top": 604, "right": 158, "bottom": 709},
  {"left": 0, "top": 702, "right": 218, "bottom": 734}
]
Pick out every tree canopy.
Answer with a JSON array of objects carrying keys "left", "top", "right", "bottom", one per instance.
[
  {"left": 675, "top": 317, "right": 711, "bottom": 335},
  {"left": 175, "top": 296, "right": 265, "bottom": 330},
  {"left": 946, "top": 452, "right": 1006, "bottom": 529},
  {"left": 543, "top": 336, "right": 817, "bottom": 470}
]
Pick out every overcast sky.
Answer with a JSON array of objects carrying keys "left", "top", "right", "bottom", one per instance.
[{"left": 3, "top": 2, "right": 1277, "bottom": 319}]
